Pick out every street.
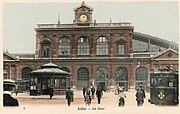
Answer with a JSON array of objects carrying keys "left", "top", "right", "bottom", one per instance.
[{"left": 2, "top": 90, "right": 179, "bottom": 114}]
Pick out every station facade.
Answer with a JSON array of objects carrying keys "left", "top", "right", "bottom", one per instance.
[{"left": 3, "top": 2, "right": 179, "bottom": 92}]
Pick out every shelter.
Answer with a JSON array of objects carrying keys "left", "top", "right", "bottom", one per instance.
[{"left": 30, "top": 62, "right": 71, "bottom": 95}]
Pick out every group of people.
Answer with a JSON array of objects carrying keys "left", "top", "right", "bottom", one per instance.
[
  {"left": 36, "top": 84, "right": 146, "bottom": 107},
  {"left": 116, "top": 85, "right": 146, "bottom": 107},
  {"left": 83, "top": 85, "right": 103, "bottom": 105}
]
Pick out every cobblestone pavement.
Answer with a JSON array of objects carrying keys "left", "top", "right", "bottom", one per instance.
[{"left": 2, "top": 90, "right": 179, "bottom": 114}]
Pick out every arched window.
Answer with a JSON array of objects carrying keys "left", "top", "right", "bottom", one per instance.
[
  {"left": 118, "top": 44, "right": 125, "bottom": 55},
  {"left": 96, "top": 67, "right": 109, "bottom": 91},
  {"left": 42, "top": 45, "right": 50, "bottom": 57},
  {"left": 59, "top": 37, "right": 71, "bottom": 55},
  {"left": 22, "top": 67, "right": 32, "bottom": 80},
  {"left": 41, "top": 38, "right": 51, "bottom": 57},
  {"left": 135, "top": 67, "right": 148, "bottom": 89},
  {"left": 115, "top": 67, "right": 128, "bottom": 90},
  {"left": 77, "top": 67, "right": 89, "bottom": 89},
  {"left": 96, "top": 36, "right": 108, "bottom": 55},
  {"left": 77, "top": 37, "right": 89, "bottom": 55},
  {"left": 115, "top": 67, "right": 128, "bottom": 81}
]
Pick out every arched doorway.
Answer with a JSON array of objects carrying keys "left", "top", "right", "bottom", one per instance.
[
  {"left": 96, "top": 67, "right": 109, "bottom": 91},
  {"left": 115, "top": 67, "right": 128, "bottom": 91},
  {"left": 22, "top": 67, "right": 32, "bottom": 80},
  {"left": 135, "top": 67, "right": 148, "bottom": 90},
  {"left": 18, "top": 67, "right": 32, "bottom": 92},
  {"left": 77, "top": 67, "right": 89, "bottom": 90}
]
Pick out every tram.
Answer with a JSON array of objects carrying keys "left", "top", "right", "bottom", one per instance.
[{"left": 149, "top": 69, "right": 179, "bottom": 105}]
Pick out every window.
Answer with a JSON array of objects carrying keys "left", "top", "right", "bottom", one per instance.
[
  {"left": 43, "top": 45, "right": 50, "bottom": 57},
  {"left": 61, "top": 78, "right": 66, "bottom": 89},
  {"left": 96, "top": 67, "right": 108, "bottom": 82},
  {"left": 3, "top": 65, "right": 8, "bottom": 79},
  {"left": 54, "top": 78, "right": 60, "bottom": 88},
  {"left": 78, "top": 37, "right": 89, "bottom": 55},
  {"left": 96, "top": 36, "right": 108, "bottom": 55},
  {"left": 22, "top": 67, "right": 32, "bottom": 80},
  {"left": 59, "top": 37, "right": 71, "bottom": 55},
  {"left": 118, "top": 44, "right": 125, "bottom": 55},
  {"left": 136, "top": 67, "right": 148, "bottom": 81},
  {"left": 115, "top": 67, "right": 128, "bottom": 81}
]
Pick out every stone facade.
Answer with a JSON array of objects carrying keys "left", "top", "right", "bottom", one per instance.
[{"left": 3, "top": 2, "right": 179, "bottom": 92}]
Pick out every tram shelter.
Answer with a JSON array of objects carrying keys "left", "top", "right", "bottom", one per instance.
[{"left": 30, "top": 62, "right": 71, "bottom": 96}]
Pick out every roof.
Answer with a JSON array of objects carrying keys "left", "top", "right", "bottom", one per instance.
[
  {"left": 133, "top": 32, "right": 178, "bottom": 51},
  {"left": 31, "top": 62, "right": 71, "bottom": 75}
]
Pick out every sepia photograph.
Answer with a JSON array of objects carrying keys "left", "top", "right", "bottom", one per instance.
[{"left": 1, "top": 0, "right": 179, "bottom": 114}]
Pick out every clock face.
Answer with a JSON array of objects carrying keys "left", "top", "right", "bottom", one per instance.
[{"left": 79, "top": 14, "right": 87, "bottom": 22}]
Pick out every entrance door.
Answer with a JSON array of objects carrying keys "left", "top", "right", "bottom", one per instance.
[
  {"left": 135, "top": 67, "right": 148, "bottom": 90},
  {"left": 96, "top": 67, "right": 109, "bottom": 91},
  {"left": 77, "top": 67, "right": 89, "bottom": 90}
]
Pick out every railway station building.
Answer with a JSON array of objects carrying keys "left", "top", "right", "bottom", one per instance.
[{"left": 3, "top": 2, "right": 179, "bottom": 93}]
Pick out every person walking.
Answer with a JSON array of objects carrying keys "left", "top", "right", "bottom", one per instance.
[
  {"left": 66, "top": 87, "right": 73, "bottom": 106},
  {"left": 139, "top": 85, "right": 146, "bottom": 104},
  {"left": 85, "top": 86, "right": 92, "bottom": 105},
  {"left": 49, "top": 85, "right": 54, "bottom": 99},
  {"left": 118, "top": 90, "right": 126, "bottom": 107},
  {"left": 135, "top": 88, "right": 144, "bottom": 106},
  {"left": 83, "top": 86, "right": 86, "bottom": 101},
  {"left": 96, "top": 86, "right": 103, "bottom": 104},
  {"left": 91, "top": 86, "right": 95, "bottom": 99}
]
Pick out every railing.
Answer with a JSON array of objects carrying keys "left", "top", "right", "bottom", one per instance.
[{"left": 35, "top": 22, "right": 133, "bottom": 29}]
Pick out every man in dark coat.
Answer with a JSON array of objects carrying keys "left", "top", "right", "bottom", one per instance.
[
  {"left": 49, "top": 85, "right": 54, "bottom": 99},
  {"left": 96, "top": 86, "right": 103, "bottom": 104},
  {"left": 91, "top": 86, "right": 95, "bottom": 99},
  {"left": 66, "top": 87, "right": 73, "bottom": 106},
  {"left": 83, "top": 86, "right": 86, "bottom": 101},
  {"left": 139, "top": 85, "right": 146, "bottom": 101},
  {"left": 135, "top": 88, "right": 144, "bottom": 106}
]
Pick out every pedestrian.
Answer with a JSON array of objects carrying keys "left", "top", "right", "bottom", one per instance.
[
  {"left": 139, "top": 85, "right": 146, "bottom": 103},
  {"left": 83, "top": 86, "right": 86, "bottom": 101},
  {"left": 85, "top": 86, "right": 92, "bottom": 105},
  {"left": 118, "top": 90, "right": 126, "bottom": 107},
  {"left": 96, "top": 85, "right": 103, "bottom": 104},
  {"left": 71, "top": 87, "right": 74, "bottom": 102},
  {"left": 66, "top": 87, "right": 73, "bottom": 106},
  {"left": 135, "top": 88, "right": 144, "bottom": 106},
  {"left": 49, "top": 85, "right": 54, "bottom": 99},
  {"left": 91, "top": 86, "right": 95, "bottom": 99}
]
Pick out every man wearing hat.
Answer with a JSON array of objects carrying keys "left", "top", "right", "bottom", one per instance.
[{"left": 66, "top": 87, "right": 73, "bottom": 106}]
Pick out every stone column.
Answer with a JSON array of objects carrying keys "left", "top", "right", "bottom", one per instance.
[
  {"left": 129, "top": 63, "right": 135, "bottom": 90},
  {"left": 16, "top": 64, "right": 20, "bottom": 80},
  {"left": 71, "top": 34, "right": 76, "bottom": 57},
  {"left": 109, "top": 34, "right": 114, "bottom": 57},
  {"left": 90, "top": 34, "right": 95, "bottom": 57}
]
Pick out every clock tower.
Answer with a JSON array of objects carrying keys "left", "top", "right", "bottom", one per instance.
[{"left": 73, "top": 1, "right": 93, "bottom": 25}]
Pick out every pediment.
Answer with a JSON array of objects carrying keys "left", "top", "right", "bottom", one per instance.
[
  {"left": 74, "top": 1, "right": 93, "bottom": 11},
  {"left": 153, "top": 48, "right": 178, "bottom": 59},
  {"left": 3, "top": 52, "right": 17, "bottom": 60}
]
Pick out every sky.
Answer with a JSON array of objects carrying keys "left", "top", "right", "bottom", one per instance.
[{"left": 2, "top": 0, "right": 179, "bottom": 53}]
